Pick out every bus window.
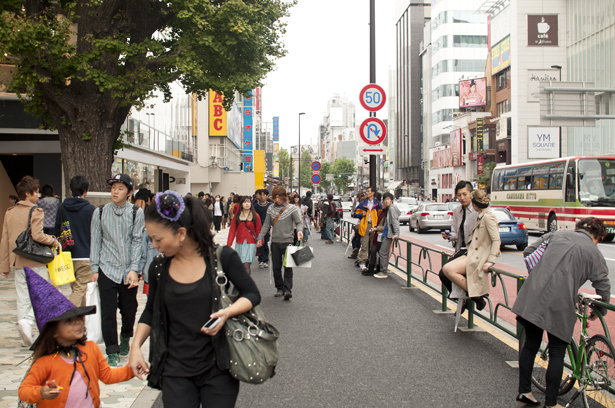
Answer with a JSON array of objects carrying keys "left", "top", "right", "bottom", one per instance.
[
  {"left": 492, "top": 169, "right": 504, "bottom": 191},
  {"left": 549, "top": 163, "right": 565, "bottom": 190},
  {"left": 517, "top": 167, "right": 532, "bottom": 190},
  {"left": 532, "top": 165, "right": 550, "bottom": 189},
  {"left": 578, "top": 158, "right": 615, "bottom": 204},
  {"left": 503, "top": 168, "right": 518, "bottom": 190},
  {"left": 566, "top": 161, "right": 576, "bottom": 202}
]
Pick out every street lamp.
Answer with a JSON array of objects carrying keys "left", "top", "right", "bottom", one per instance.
[{"left": 298, "top": 112, "right": 305, "bottom": 193}]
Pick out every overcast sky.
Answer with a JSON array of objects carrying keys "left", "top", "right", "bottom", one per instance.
[{"left": 262, "top": 0, "right": 398, "bottom": 149}]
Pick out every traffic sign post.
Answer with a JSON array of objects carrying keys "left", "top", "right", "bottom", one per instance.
[
  {"left": 311, "top": 174, "right": 321, "bottom": 184},
  {"left": 311, "top": 161, "right": 321, "bottom": 172},
  {"left": 359, "top": 84, "right": 386, "bottom": 112},
  {"left": 359, "top": 118, "right": 387, "bottom": 145}
]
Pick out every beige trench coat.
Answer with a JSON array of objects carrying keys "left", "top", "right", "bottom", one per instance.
[{"left": 465, "top": 209, "right": 501, "bottom": 297}]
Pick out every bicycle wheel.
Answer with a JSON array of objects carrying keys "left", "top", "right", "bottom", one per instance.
[
  {"left": 519, "top": 327, "right": 576, "bottom": 395},
  {"left": 581, "top": 334, "right": 615, "bottom": 408}
]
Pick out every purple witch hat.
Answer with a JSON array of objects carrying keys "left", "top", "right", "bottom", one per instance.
[{"left": 24, "top": 266, "right": 95, "bottom": 350}]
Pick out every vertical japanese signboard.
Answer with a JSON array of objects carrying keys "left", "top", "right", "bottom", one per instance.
[
  {"left": 243, "top": 92, "right": 253, "bottom": 172},
  {"left": 476, "top": 118, "right": 484, "bottom": 154},
  {"left": 477, "top": 154, "right": 484, "bottom": 175},
  {"left": 273, "top": 116, "right": 279, "bottom": 142}
]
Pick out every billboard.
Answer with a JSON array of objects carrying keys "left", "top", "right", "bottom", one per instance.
[
  {"left": 459, "top": 78, "right": 487, "bottom": 108},
  {"left": 243, "top": 92, "right": 253, "bottom": 172},
  {"left": 209, "top": 91, "right": 227, "bottom": 136},
  {"left": 491, "top": 35, "right": 510, "bottom": 74},
  {"left": 330, "top": 107, "right": 343, "bottom": 127},
  {"left": 450, "top": 129, "right": 462, "bottom": 167},
  {"left": 273, "top": 116, "right": 279, "bottom": 142},
  {"left": 432, "top": 145, "right": 451, "bottom": 169}
]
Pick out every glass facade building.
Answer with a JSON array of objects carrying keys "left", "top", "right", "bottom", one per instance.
[{"left": 566, "top": 0, "right": 615, "bottom": 156}]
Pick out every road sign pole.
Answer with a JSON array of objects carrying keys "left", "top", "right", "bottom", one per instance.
[{"left": 369, "top": 0, "right": 376, "bottom": 189}]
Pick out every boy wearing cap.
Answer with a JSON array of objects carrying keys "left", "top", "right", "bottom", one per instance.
[{"left": 90, "top": 174, "right": 144, "bottom": 367}]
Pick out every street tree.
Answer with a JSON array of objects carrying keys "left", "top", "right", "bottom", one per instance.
[
  {"left": 278, "top": 148, "right": 294, "bottom": 188},
  {"left": 299, "top": 150, "right": 312, "bottom": 189},
  {"left": 332, "top": 157, "right": 356, "bottom": 195},
  {"left": 318, "top": 161, "right": 333, "bottom": 192},
  {"left": 0, "top": 0, "right": 294, "bottom": 191},
  {"left": 477, "top": 160, "right": 496, "bottom": 193}
]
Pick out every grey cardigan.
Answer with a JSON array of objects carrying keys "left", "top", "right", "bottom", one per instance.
[
  {"left": 258, "top": 202, "right": 303, "bottom": 244},
  {"left": 512, "top": 229, "right": 611, "bottom": 343},
  {"left": 384, "top": 204, "right": 401, "bottom": 238}
]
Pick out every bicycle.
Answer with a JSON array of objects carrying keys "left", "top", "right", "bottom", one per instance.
[{"left": 518, "top": 293, "right": 615, "bottom": 407}]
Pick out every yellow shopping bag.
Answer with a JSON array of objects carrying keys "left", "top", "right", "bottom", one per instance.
[{"left": 47, "top": 248, "right": 76, "bottom": 286}]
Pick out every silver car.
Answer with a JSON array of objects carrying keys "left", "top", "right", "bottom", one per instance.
[
  {"left": 340, "top": 196, "right": 353, "bottom": 212},
  {"left": 396, "top": 203, "right": 412, "bottom": 225},
  {"left": 396, "top": 197, "right": 419, "bottom": 213},
  {"left": 409, "top": 203, "right": 453, "bottom": 233}
]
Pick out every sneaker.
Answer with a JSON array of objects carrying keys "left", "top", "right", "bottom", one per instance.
[
  {"left": 259, "top": 262, "right": 264, "bottom": 269},
  {"left": 362, "top": 270, "right": 374, "bottom": 276},
  {"left": 274, "top": 290, "right": 284, "bottom": 297},
  {"left": 119, "top": 337, "right": 130, "bottom": 356},
  {"left": 16, "top": 319, "right": 34, "bottom": 347},
  {"left": 374, "top": 272, "right": 388, "bottom": 279},
  {"left": 107, "top": 353, "right": 120, "bottom": 367},
  {"left": 264, "top": 262, "right": 269, "bottom": 268},
  {"left": 359, "top": 264, "right": 367, "bottom": 272},
  {"left": 325, "top": 240, "right": 334, "bottom": 244},
  {"left": 284, "top": 292, "right": 293, "bottom": 301}
]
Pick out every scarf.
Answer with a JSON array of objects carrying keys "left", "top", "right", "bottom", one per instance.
[{"left": 55, "top": 343, "right": 91, "bottom": 399}]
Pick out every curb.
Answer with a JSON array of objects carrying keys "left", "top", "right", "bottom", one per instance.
[{"left": 130, "top": 388, "right": 162, "bottom": 408}]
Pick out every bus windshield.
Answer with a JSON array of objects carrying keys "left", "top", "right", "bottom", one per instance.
[{"left": 578, "top": 158, "right": 615, "bottom": 206}]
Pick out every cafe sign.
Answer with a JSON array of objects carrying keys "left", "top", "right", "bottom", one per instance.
[{"left": 528, "top": 15, "right": 558, "bottom": 46}]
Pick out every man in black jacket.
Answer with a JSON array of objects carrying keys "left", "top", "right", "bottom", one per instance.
[
  {"left": 254, "top": 189, "right": 272, "bottom": 269},
  {"left": 54, "top": 175, "right": 96, "bottom": 307}
]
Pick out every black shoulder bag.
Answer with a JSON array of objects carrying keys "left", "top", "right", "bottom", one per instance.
[{"left": 13, "top": 206, "right": 55, "bottom": 264}]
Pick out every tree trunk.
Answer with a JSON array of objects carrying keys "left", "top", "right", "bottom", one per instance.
[{"left": 40, "top": 86, "right": 131, "bottom": 193}]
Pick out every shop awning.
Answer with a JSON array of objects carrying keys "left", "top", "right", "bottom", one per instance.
[{"left": 387, "top": 180, "right": 403, "bottom": 190}]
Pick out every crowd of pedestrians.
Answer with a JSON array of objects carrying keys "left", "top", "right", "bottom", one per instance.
[{"left": 1, "top": 172, "right": 613, "bottom": 408}]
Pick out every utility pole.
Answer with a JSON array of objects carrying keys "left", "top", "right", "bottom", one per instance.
[{"left": 369, "top": 0, "right": 377, "bottom": 188}]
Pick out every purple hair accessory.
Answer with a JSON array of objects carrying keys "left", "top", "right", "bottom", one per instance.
[{"left": 155, "top": 190, "right": 185, "bottom": 222}]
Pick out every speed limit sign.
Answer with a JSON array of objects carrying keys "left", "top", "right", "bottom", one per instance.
[{"left": 359, "top": 84, "right": 387, "bottom": 112}]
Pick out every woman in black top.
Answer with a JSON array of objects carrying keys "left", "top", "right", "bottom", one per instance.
[{"left": 128, "top": 192, "right": 261, "bottom": 408}]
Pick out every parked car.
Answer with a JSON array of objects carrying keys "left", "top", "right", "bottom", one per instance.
[
  {"left": 396, "top": 197, "right": 420, "bottom": 213},
  {"left": 396, "top": 203, "right": 412, "bottom": 225},
  {"left": 409, "top": 203, "right": 453, "bottom": 233},
  {"left": 340, "top": 196, "right": 353, "bottom": 212},
  {"left": 491, "top": 207, "right": 528, "bottom": 250}
]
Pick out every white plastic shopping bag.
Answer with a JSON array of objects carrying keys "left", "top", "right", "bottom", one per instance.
[
  {"left": 85, "top": 282, "right": 102, "bottom": 343},
  {"left": 284, "top": 244, "right": 314, "bottom": 268}
]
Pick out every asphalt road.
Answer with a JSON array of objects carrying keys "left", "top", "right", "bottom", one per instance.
[{"left": 234, "top": 228, "right": 593, "bottom": 408}]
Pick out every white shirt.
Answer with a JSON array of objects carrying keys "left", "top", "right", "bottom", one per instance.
[{"left": 214, "top": 201, "right": 223, "bottom": 216}]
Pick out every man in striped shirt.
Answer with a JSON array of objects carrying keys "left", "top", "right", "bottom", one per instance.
[{"left": 90, "top": 173, "right": 144, "bottom": 367}]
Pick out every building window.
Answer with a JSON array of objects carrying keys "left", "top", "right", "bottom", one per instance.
[
  {"left": 432, "top": 109, "right": 460, "bottom": 124},
  {"left": 497, "top": 100, "right": 511, "bottom": 116},
  {"left": 432, "top": 83, "right": 460, "bottom": 102},
  {"left": 432, "top": 59, "right": 486, "bottom": 79},
  {"left": 433, "top": 35, "right": 488, "bottom": 55},
  {"left": 496, "top": 69, "right": 509, "bottom": 91}
]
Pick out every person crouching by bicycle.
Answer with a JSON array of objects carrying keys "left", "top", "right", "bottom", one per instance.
[{"left": 512, "top": 217, "right": 611, "bottom": 408}]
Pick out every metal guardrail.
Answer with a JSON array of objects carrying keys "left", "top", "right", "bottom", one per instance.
[{"left": 337, "top": 219, "right": 615, "bottom": 340}]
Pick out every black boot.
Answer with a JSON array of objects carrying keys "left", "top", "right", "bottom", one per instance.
[{"left": 472, "top": 295, "right": 488, "bottom": 311}]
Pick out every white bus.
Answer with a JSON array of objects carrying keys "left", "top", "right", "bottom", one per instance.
[{"left": 490, "top": 156, "right": 615, "bottom": 241}]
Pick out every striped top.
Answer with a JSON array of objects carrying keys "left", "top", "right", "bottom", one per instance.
[{"left": 90, "top": 201, "right": 145, "bottom": 284}]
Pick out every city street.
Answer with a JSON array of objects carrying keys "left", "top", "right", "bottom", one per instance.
[{"left": 343, "top": 209, "right": 615, "bottom": 292}]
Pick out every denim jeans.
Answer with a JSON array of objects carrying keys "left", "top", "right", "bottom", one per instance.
[{"left": 326, "top": 218, "right": 335, "bottom": 241}]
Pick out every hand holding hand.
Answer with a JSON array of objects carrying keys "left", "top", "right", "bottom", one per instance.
[
  {"left": 126, "top": 271, "right": 139, "bottom": 289},
  {"left": 128, "top": 348, "right": 150, "bottom": 380},
  {"left": 256, "top": 239, "right": 263, "bottom": 248},
  {"left": 201, "top": 310, "right": 228, "bottom": 337}
]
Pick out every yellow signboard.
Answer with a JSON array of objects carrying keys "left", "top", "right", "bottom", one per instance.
[
  {"left": 253, "top": 150, "right": 265, "bottom": 173},
  {"left": 274, "top": 143, "right": 280, "bottom": 154},
  {"left": 491, "top": 35, "right": 511, "bottom": 75},
  {"left": 209, "top": 91, "right": 227, "bottom": 136}
]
